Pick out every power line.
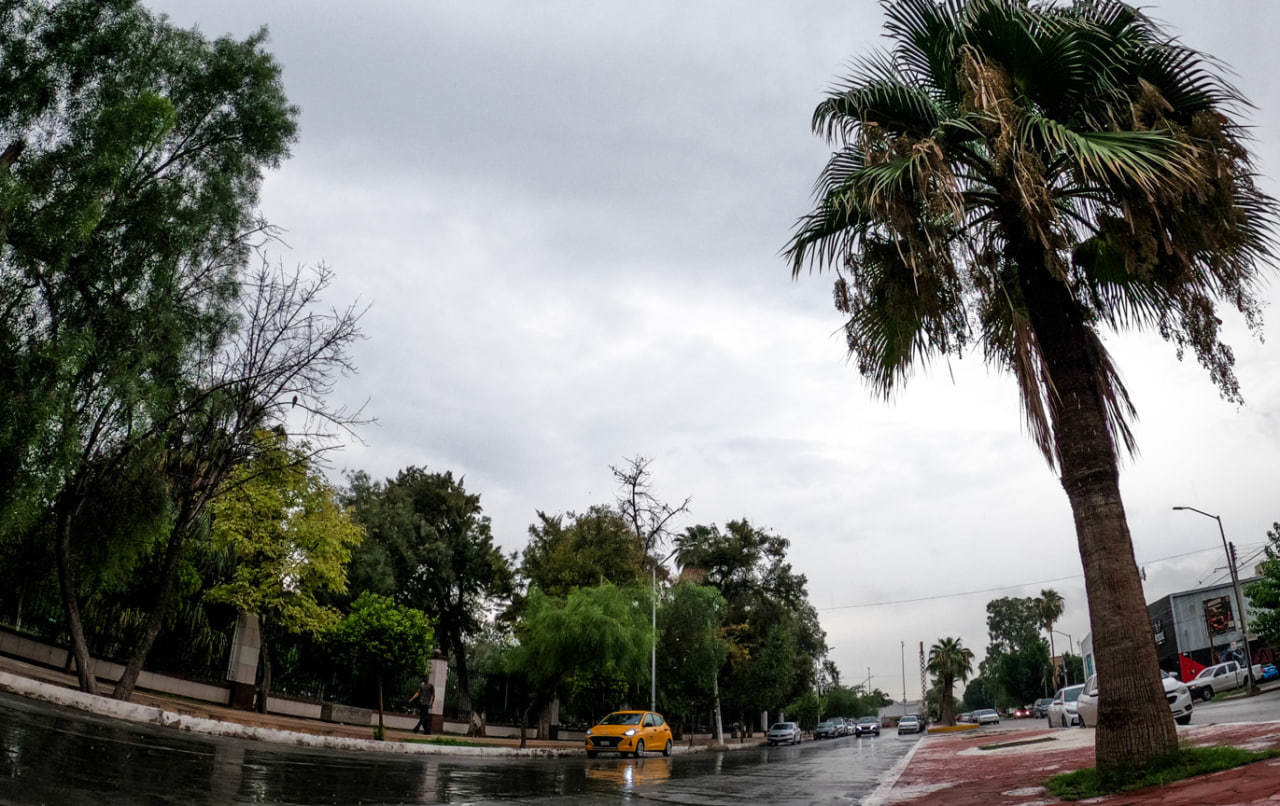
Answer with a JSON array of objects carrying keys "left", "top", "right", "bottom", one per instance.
[{"left": 816, "top": 543, "right": 1255, "bottom": 612}]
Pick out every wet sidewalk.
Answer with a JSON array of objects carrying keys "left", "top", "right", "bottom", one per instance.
[{"left": 869, "top": 721, "right": 1280, "bottom": 805}]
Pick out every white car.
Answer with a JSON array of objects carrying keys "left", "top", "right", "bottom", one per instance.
[
  {"left": 1047, "top": 684, "right": 1085, "bottom": 727},
  {"left": 1187, "top": 661, "right": 1247, "bottom": 701},
  {"left": 1076, "top": 672, "right": 1193, "bottom": 727},
  {"left": 973, "top": 708, "right": 1000, "bottom": 725}
]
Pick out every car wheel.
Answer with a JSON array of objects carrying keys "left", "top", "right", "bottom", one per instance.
[
  {"left": 1176, "top": 714, "right": 1192, "bottom": 725},
  {"left": 663, "top": 739, "right": 672, "bottom": 756},
  {"left": 1202, "top": 687, "right": 1214, "bottom": 702},
  {"left": 634, "top": 739, "right": 645, "bottom": 757},
  {"left": 1047, "top": 717, "right": 1053, "bottom": 729}
]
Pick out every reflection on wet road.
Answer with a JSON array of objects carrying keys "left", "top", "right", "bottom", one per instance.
[{"left": 0, "top": 692, "right": 916, "bottom": 804}]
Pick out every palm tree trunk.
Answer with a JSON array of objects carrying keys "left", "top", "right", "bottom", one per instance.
[
  {"left": 1047, "top": 627, "right": 1058, "bottom": 690},
  {"left": 1018, "top": 253, "right": 1178, "bottom": 773},
  {"left": 941, "top": 673, "right": 955, "bottom": 726}
]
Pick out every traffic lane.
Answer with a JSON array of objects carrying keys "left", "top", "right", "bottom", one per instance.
[
  {"left": 0, "top": 691, "right": 920, "bottom": 805},
  {"left": 1190, "top": 687, "right": 1280, "bottom": 725}
]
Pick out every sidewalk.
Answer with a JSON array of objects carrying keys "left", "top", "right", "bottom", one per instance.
[
  {"left": 0, "top": 653, "right": 758, "bottom": 758},
  {"left": 868, "top": 720, "right": 1280, "bottom": 805}
]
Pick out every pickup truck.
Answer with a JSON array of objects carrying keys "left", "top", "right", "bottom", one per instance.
[{"left": 1187, "top": 661, "right": 1248, "bottom": 701}]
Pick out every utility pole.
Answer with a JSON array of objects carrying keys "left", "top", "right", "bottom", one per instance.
[
  {"left": 900, "top": 641, "right": 907, "bottom": 715},
  {"left": 1173, "top": 506, "right": 1256, "bottom": 694}
]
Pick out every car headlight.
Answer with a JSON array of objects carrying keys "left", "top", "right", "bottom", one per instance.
[
  {"left": 1177, "top": 686, "right": 1189, "bottom": 697},
  {"left": 586, "top": 728, "right": 593, "bottom": 736},
  {"left": 624, "top": 728, "right": 636, "bottom": 736}
]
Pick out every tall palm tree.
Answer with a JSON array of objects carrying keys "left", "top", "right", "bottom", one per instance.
[
  {"left": 1038, "top": 589, "right": 1066, "bottom": 687},
  {"left": 786, "top": 0, "right": 1276, "bottom": 772},
  {"left": 927, "top": 637, "right": 974, "bottom": 726}
]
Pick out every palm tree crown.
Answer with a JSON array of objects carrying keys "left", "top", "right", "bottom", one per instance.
[
  {"left": 786, "top": 0, "right": 1276, "bottom": 465},
  {"left": 927, "top": 636, "right": 974, "bottom": 724}
]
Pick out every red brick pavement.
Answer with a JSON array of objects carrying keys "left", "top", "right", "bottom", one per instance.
[{"left": 878, "top": 722, "right": 1280, "bottom": 805}]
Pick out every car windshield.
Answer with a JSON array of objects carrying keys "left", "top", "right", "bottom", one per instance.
[
  {"left": 1195, "top": 668, "right": 1215, "bottom": 680},
  {"left": 598, "top": 712, "right": 643, "bottom": 726},
  {"left": 900, "top": 716, "right": 918, "bottom": 722},
  {"left": 1064, "top": 687, "right": 1083, "bottom": 702},
  {"left": 859, "top": 717, "right": 878, "bottom": 724},
  {"left": 976, "top": 709, "right": 997, "bottom": 715},
  {"left": 770, "top": 723, "right": 795, "bottom": 731}
]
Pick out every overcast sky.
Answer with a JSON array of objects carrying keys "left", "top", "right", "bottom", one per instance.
[{"left": 146, "top": 0, "right": 1280, "bottom": 701}]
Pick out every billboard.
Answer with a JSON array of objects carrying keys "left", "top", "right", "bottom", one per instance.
[{"left": 1204, "top": 596, "right": 1236, "bottom": 635}]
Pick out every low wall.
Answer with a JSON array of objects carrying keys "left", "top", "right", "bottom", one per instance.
[{"left": 0, "top": 629, "right": 230, "bottom": 705}]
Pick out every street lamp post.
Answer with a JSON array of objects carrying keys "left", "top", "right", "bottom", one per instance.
[{"left": 1172, "top": 506, "right": 1256, "bottom": 695}]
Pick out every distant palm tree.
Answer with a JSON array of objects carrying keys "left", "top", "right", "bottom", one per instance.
[
  {"left": 927, "top": 637, "right": 974, "bottom": 726},
  {"left": 786, "top": 0, "right": 1276, "bottom": 772},
  {"left": 1038, "top": 589, "right": 1066, "bottom": 688}
]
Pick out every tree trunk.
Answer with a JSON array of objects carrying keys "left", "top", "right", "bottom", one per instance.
[
  {"left": 255, "top": 624, "right": 271, "bottom": 714},
  {"left": 1018, "top": 249, "right": 1178, "bottom": 774},
  {"left": 940, "top": 674, "right": 955, "bottom": 726},
  {"left": 113, "top": 512, "right": 191, "bottom": 700},
  {"left": 453, "top": 635, "right": 483, "bottom": 737},
  {"left": 53, "top": 498, "right": 95, "bottom": 695},
  {"left": 377, "top": 676, "right": 385, "bottom": 737}
]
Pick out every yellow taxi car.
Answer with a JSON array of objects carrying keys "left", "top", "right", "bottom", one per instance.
[{"left": 585, "top": 710, "right": 674, "bottom": 758}]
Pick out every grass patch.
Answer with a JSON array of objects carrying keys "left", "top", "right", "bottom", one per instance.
[
  {"left": 1046, "top": 746, "right": 1280, "bottom": 800},
  {"left": 978, "top": 736, "right": 1056, "bottom": 751},
  {"left": 401, "top": 736, "right": 491, "bottom": 747}
]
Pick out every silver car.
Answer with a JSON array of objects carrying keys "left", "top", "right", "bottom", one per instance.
[
  {"left": 766, "top": 721, "right": 800, "bottom": 746},
  {"left": 897, "top": 715, "right": 923, "bottom": 734}
]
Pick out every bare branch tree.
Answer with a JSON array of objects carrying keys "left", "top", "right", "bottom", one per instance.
[
  {"left": 611, "top": 455, "right": 691, "bottom": 566},
  {"left": 112, "top": 261, "right": 367, "bottom": 700}
]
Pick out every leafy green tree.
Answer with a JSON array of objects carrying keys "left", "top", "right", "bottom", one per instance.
[
  {"left": 785, "top": 690, "right": 823, "bottom": 730},
  {"left": 330, "top": 592, "right": 433, "bottom": 736},
  {"left": 985, "top": 597, "right": 1043, "bottom": 656},
  {"left": 676, "top": 520, "right": 827, "bottom": 729},
  {"left": 0, "top": 0, "right": 299, "bottom": 694},
  {"left": 1245, "top": 524, "right": 1280, "bottom": 648},
  {"left": 1037, "top": 589, "right": 1066, "bottom": 687},
  {"left": 962, "top": 677, "right": 996, "bottom": 711},
  {"left": 784, "top": 0, "right": 1277, "bottom": 769},
  {"left": 510, "top": 583, "right": 650, "bottom": 724},
  {"left": 519, "top": 506, "right": 644, "bottom": 598},
  {"left": 346, "top": 468, "right": 514, "bottom": 734},
  {"left": 207, "top": 430, "right": 364, "bottom": 710},
  {"left": 928, "top": 637, "right": 974, "bottom": 726},
  {"left": 656, "top": 582, "right": 729, "bottom": 736},
  {"left": 991, "top": 641, "right": 1051, "bottom": 706},
  {"left": 1061, "top": 652, "right": 1085, "bottom": 687}
]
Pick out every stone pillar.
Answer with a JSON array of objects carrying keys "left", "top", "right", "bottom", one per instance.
[
  {"left": 225, "top": 612, "right": 260, "bottom": 710},
  {"left": 428, "top": 653, "right": 447, "bottom": 734}
]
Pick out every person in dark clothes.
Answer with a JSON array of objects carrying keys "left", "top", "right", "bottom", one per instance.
[{"left": 408, "top": 675, "right": 435, "bottom": 734}]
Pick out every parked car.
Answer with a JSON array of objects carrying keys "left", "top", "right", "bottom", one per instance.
[
  {"left": 1031, "top": 697, "right": 1054, "bottom": 718},
  {"left": 1076, "top": 671, "right": 1193, "bottom": 728},
  {"left": 1256, "top": 663, "right": 1280, "bottom": 682},
  {"left": 767, "top": 722, "right": 801, "bottom": 746},
  {"left": 585, "top": 710, "right": 674, "bottom": 758},
  {"left": 973, "top": 708, "right": 1000, "bottom": 725},
  {"left": 839, "top": 717, "right": 854, "bottom": 736},
  {"left": 911, "top": 713, "right": 928, "bottom": 730},
  {"left": 897, "top": 715, "right": 923, "bottom": 735},
  {"left": 854, "top": 716, "right": 881, "bottom": 736},
  {"left": 1188, "top": 660, "right": 1248, "bottom": 701},
  {"left": 814, "top": 720, "right": 842, "bottom": 739},
  {"left": 957, "top": 712, "right": 973, "bottom": 723},
  {"left": 1047, "top": 684, "right": 1086, "bottom": 727}
]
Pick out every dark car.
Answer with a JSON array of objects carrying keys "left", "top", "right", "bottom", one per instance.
[
  {"left": 1031, "top": 698, "right": 1054, "bottom": 718},
  {"left": 814, "top": 720, "right": 841, "bottom": 739},
  {"left": 854, "top": 716, "right": 881, "bottom": 736}
]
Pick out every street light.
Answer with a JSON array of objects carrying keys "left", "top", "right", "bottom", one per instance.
[
  {"left": 1172, "top": 506, "right": 1256, "bottom": 695},
  {"left": 652, "top": 547, "right": 680, "bottom": 712}
]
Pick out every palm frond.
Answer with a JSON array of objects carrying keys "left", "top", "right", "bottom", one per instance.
[
  {"left": 882, "top": 0, "right": 965, "bottom": 103},
  {"left": 1021, "top": 116, "right": 1190, "bottom": 191},
  {"left": 813, "top": 77, "right": 941, "bottom": 142}
]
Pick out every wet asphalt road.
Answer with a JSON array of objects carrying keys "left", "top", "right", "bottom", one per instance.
[{"left": 0, "top": 692, "right": 919, "bottom": 805}]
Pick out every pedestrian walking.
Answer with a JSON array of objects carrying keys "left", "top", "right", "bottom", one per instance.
[{"left": 408, "top": 675, "right": 435, "bottom": 734}]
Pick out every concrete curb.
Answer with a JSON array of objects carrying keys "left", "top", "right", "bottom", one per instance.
[
  {"left": 861, "top": 733, "right": 930, "bottom": 806},
  {"left": 0, "top": 670, "right": 571, "bottom": 758}
]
